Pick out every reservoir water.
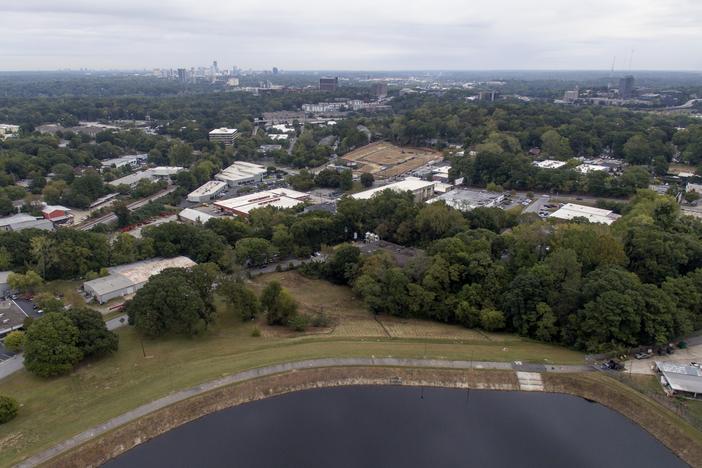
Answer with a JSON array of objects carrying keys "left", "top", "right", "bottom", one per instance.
[{"left": 105, "top": 386, "right": 686, "bottom": 468}]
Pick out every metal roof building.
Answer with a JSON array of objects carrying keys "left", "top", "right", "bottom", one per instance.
[
  {"left": 549, "top": 203, "right": 621, "bottom": 225},
  {"left": 351, "top": 177, "right": 436, "bottom": 202},
  {"left": 215, "top": 162, "right": 267, "bottom": 187},
  {"left": 187, "top": 180, "right": 228, "bottom": 203},
  {"left": 656, "top": 361, "right": 702, "bottom": 398},
  {"left": 83, "top": 256, "right": 196, "bottom": 304},
  {"left": 428, "top": 189, "right": 504, "bottom": 212},
  {"left": 214, "top": 188, "right": 309, "bottom": 216}
]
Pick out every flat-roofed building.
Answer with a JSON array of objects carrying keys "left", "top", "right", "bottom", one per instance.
[
  {"left": 0, "top": 124, "right": 20, "bottom": 140},
  {"left": 214, "top": 188, "right": 309, "bottom": 216},
  {"left": 108, "top": 166, "right": 184, "bottom": 187},
  {"left": 178, "top": 208, "right": 217, "bottom": 224},
  {"left": 208, "top": 128, "right": 239, "bottom": 145},
  {"left": 0, "top": 299, "right": 29, "bottom": 336},
  {"left": 656, "top": 361, "right": 702, "bottom": 399},
  {"left": 428, "top": 188, "right": 504, "bottom": 211},
  {"left": 187, "top": 180, "right": 228, "bottom": 203},
  {"left": 319, "top": 77, "right": 338, "bottom": 92},
  {"left": 0, "top": 214, "right": 54, "bottom": 232},
  {"left": 83, "top": 256, "right": 196, "bottom": 304},
  {"left": 351, "top": 177, "right": 436, "bottom": 202},
  {"left": 215, "top": 161, "right": 267, "bottom": 187},
  {"left": 576, "top": 163, "right": 609, "bottom": 174},
  {"left": 534, "top": 160, "right": 568, "bottom": 169},
  {"left": 549, "top": 203, "right": 621, "bottom": 225},
  {"left": 100, "top": 154, "right": 148, "bottom": 170}
]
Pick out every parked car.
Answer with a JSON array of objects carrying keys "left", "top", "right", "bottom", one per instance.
[{"left": 634, "top": 352, "right": 652, "bottom": 360}]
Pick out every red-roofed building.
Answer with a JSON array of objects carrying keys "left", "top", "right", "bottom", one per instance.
[{"left": 42, "top": 205, "right": 74, "bottom": 225}]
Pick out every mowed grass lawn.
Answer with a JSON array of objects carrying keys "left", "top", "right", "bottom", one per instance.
[{"left": 0, "top": 272, "right": 583, "bottom": 466}]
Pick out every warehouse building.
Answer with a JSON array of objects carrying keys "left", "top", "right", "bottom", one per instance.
[
  {"left": 83, "top": 256, "right": 196, "bottom": 304},
  {"left": 100, "top": 154, "right": 148, "bottom": 170},
  {"left": 351, "top": 177, "right": 436, "bottom": 202},
  {"left": 534, "top": 160, "right": 567, "bottom": 169},
  {"left": 178, "top": 208, "right": 217, "bottom": 224},
  {"left": 549, "top": 203, "right": 621, "bottom": 225},
  {"left": 215, "top": 161, "right": 267, "bottom": 187},
  {"left": 214, "top": 188, "right": 309, "bottom": 216},
  {"left": 428, "top": 189, "right": 504, "bottom": 212},
  {"left": 0, "top": 214, "right": 54, "bottom": 232},
  {"left": 187, "top": 180, "right": 228, "bottom": 203},
  {"left": 656, "top": 361, "right": 702, "bottom": 399},
  {"left": 108, "top": 166, "right": 184, "bottom": 187}
]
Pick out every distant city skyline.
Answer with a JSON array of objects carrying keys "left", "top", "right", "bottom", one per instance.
[{"left": 1, "top": 0, "right": 701, "bottom": 71}]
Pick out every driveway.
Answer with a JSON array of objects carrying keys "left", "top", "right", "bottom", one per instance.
[{"left": 625, "top": 342, "right": 702, "bottom": 375}]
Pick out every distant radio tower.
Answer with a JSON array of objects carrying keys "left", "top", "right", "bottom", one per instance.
[{"left": 608, "top": 56, "right": 616, "bottom": 91}]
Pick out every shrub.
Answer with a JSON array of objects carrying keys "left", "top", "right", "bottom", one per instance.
[
  {"left": 311, "top": 311, "right": 330, "bottom": 328},
  {"left": 3, "top": 331, "right": 25, "bottom": 353},
  {"left": 251, "top": 327, "right": 261, "bottom": 337},
  {"left": 0, "top": 395, "right": 19, "bottom": 424},
  {"left": 289, "top": 314, "right": 309, "bottom": 332}
]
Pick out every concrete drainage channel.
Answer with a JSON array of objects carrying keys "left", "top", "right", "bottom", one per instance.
[{"left": 516, "top": 371, "right": 545, "bottom": 391}]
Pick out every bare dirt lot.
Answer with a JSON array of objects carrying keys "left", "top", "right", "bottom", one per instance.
[{"left": 341, "top": 142, "right": 442, "bottom": 179}]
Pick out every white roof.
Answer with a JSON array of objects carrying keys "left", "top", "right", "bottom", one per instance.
[
  {"left": 214, "top": 188, "right": 309, "bottom": 215},
  {"left": 84, "top": 256, "right": 196, "bottom": 296},
  {"left": 188, "top": 180, "right": 227, "bottom": 198},
  {"left": 657, "top": 361, "right": 702, "bottom": 394},
  {"left": 215, "top": 161, "right": 267, "bottom": 183},
  {"left": 209, "top": 128, "right": 238, "bottom": 135},
  {"left": 179, "top": 208, "right": 216, "bottom": 224},
  {"left": 108, "top": 166, "right": 183, "bottom": 186},
  {"left": 268, "top": 134, "right": 289, "bottom": 140},
  {"left": 0, "top": 213, "right": 37, "bottom": 227},
  {"left": 534, "top": 160, "right": 567, "bottom": 169},
  {"left": 576, "top": 164, "right": 609, "bottom": 173},
  {"left": 42, "top": 204, "right": 70, "bottom": 213},
  {"left": 351, "top": 178, "right": 435, "bottom": 200},
  {"left": 549, "top": 203, "right": 621, "bottom": 225},
  {"left": 686, "top": 183, "right": 702, "bottom": 193}
]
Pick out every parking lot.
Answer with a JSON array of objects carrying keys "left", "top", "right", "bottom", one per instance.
[{"left": 625, "top": 340, "right": 702, "bottom": 375}]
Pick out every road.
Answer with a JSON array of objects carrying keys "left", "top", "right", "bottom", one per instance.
[
  {"left": 77, "top": 187, "right": 177, "bottom": 231},
  {"left": 16, "top": 357, "right": 592, "bottom": 468}
]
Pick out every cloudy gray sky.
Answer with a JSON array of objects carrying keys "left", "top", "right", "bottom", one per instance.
[{"left": 1, "top": 0, "right": 701, "bottom": 71}]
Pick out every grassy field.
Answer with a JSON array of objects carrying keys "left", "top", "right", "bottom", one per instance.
[{"left": 0, "top": 272, "right": 584, "bottom": 466}]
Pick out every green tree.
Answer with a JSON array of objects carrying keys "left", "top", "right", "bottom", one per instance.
[
  {"left": 218, "top": 278, "right": 261, "bottom": 321},
  {"left": 7, "top": 271, "right": 43, "bottom": 294},
  {"left": 24, "top": 313, "right": 83, "bottom": 377},
  {"left": 480, "top": 308, "right": 506, "bottom": 331},
  {"left": 234, "top": 238, "right": 277, "bottom": 266},
  {"left": 65, "top": 308, "right": 119, "bottom": 357},
  {"left": 260, "top": 281, "right": 298, "bottom": 326},
  {"left": 360, "top": 172, "right": 374, "bottom": 188},
  {"left": 0, "top": 395, "right": 19, "bottom": 424}
]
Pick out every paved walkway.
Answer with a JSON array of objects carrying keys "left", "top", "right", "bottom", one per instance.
[{"left": 17, "top": 357, "right": 592, "bottom": 467}]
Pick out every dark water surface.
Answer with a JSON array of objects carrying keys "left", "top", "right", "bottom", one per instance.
[{"left": 105, "top": 386, "right": 686, "bottom": 468}]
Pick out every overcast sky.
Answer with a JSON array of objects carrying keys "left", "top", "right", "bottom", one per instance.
[{"left": 1, "top": 0, "right": 701, "bottom": 71}]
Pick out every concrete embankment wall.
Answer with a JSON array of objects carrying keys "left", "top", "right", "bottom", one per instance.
[{"left": 39, "top": 367, "right": 702, "bottom": 468}]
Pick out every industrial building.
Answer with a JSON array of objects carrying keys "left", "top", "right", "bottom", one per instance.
[
  {"left": 0, "top": 214, "right": 53, "bottom": 232},
  {"left": 351, "top": 178, "right": 436, "bottom": 202},
  {"left": 214, "top": 188, "right": 309, "bottom": 216},
  {"left": 108, "top": 166, "right": 184, "bottom": 187},
  {"left": 0, "top": 300, "right": 29, "bottom": 337},
  {"left": 208, "top": 128, "right": 239, "bottom": 145},
  {"left": 178, "top": 208, "right": 217, "bottom": 224},
  {"left": 656, "top": 361, "right": 702, "bottom": 399},
  {"left": 215, "top": 161, "right": 267, "bottom": 187},
  {"left": 0, "top": 124, "right": 20, "bottom": 140},
  {"left": 100, "top": 154, "right": 148, "bottom": 170},
  {"left": 549, "top": 203, "right": 621, "bottom": 225},
  {"left": 534, "top": 160, "right": 567, "bottom": 169},
  {"left": 83, "top": 256, "right": 196, "bottom": 304},
  {"left": 41, "top": 205, "right": 73, "bottom": 225},
  {"left": 187, "top": 180, "right": 228, "bottom": 203},
  {"left": 428, "top": 189, "right": 505, "bottom": 212},
  {"left": 576, "top": 163, "right": 609, "bottom": 174},
  {"left": 0, "top": 271, "right": 11, "bottom": 298}
]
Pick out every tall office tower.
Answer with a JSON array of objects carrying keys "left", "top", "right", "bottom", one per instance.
[
  {"left": 319, "top": 77, "right": 339, "bottom": 92},
  {"left": 372, "top": 82, "right": 388, "bottom": 99},
  {"left": 272, "top": 67, "right": 279, "bottom": 75},
  {"left": 177, "top": 68, "right": 187, "bottom": 83},
  {"left": 619, "top": 75, "right": 635, "bottom": 99},
  {"left": 212, "top": 60, "right": 218, "bottom": 73}
]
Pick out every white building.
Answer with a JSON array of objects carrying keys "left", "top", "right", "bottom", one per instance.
[
  {"left": 428, "top": 189, "right": 504, "bottom": 211},
  {"left": 576, "top": 164, "right": 609, "bottom": 174},
  {"left": 178, "top": 208, "right": 217, "bottom": 224},
  {"left": 214, "top": 188, "right": 309, "bottom": 216},
  {"left": 268, "top": 134, "right": 289, "bottom": 141},
  {"left": 208, "top": 128, "right": 239, "bottom": 145},
  {"left": 215, "top": 161, "right": 267, "bottom": 187},
  {"left": 656, "top": 361, "right": 702, "bottom": 398},
  {"left": 549, "top": 203, "right": 621, "bottom": 225},
  {"left": 187, "top": 180, "right": 228, "bottom": 203},
  {"left": 83, "top": 256, "right": 196, "bottom": 304},
  {"left": 100, "top": 154, "right": 148, "bottom": 170},
  {"left": 0, "top": 124, "right": 20, "bottom": 139},
  {"left": 108, "top": 166, "right": 184, "bottom": 187},
  {"left": 686, "top": 183, "right": 702, "bottom": 194},
  {"left": 534, "top": 160, "right": 567, "bottom": 169},
  {"left": 351, "top": 177, "right": 436, "bottom": 202}
]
